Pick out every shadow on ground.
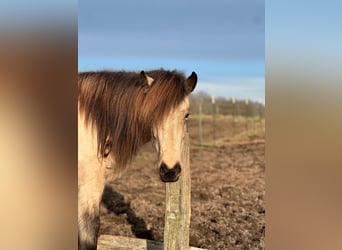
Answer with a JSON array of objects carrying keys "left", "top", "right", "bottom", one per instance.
[{"left": 101, "top": 185, "right": 155, "bottom": 240}]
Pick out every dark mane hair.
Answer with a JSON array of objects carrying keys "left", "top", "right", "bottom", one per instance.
[{"left": 78, "top": 69, "right": 189, "bottom": 170}]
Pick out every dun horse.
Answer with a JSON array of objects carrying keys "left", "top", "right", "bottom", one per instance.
[{"left": 78, "top": 69, "right": 197, "bottom": 250}]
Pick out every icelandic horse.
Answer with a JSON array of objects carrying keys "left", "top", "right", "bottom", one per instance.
[{"left": 78, "top": 69, "right": 197, "bottom": 249}]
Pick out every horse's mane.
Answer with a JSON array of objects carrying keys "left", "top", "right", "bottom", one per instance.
[{"left": 78, "top": 69, "right": 188, "bottom": 170}]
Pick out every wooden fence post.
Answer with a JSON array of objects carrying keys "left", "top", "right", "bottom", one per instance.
[
  {"left": 232, "top": 97, "right": 236, "bottom": 137},
  {"left": 245, "top": 98, "right": 249, "bottom": 133},
  {"left": 198, "top": 103, "right": 203, "bottom": 146},
  {"left": 211, "top": 96, "right": 216, "bottom": 145},
  {"left": 163, "top": 132, "right": 191, "bottom": 250}
]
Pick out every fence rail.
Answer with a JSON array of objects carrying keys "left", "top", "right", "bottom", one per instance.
[{"left": 98, "top": 235, "right": 204, "bottom": 250}]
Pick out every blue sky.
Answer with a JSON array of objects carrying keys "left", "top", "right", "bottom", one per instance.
[{"left": 78, "top": 0, "right": 264, "bottom": 103}]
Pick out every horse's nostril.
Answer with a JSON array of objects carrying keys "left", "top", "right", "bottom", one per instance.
[
  {"left": 159, "top": 162, "right": 182, "bottom": 182},
  {"left": 160, "top": 162, "right": 168, "bottom": 174},
  {"left": 173, "top": 162, "right": 181, "bottom": 172}
]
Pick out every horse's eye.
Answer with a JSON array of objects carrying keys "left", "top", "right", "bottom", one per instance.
[
  {"left": 104, "top": 140, "right": 112, "bottom": 157},
  {"left": 185, "top": 113, "right": 190, "bottom": 120}
]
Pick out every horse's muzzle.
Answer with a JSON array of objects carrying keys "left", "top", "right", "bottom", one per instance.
[{"left": 159, "top": 162, "right": 181, "bottom": 182}]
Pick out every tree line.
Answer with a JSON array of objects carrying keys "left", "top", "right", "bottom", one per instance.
[{"left": 190, "top": 91, "right": 265, "bottom": 118}]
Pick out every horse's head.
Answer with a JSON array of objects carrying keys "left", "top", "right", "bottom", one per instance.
[
  {"left": 155, "top": 96, "right": 191, "bottom": 182},
  {"left": 142, "top": 71, "right": 197, "bottom": 182}
]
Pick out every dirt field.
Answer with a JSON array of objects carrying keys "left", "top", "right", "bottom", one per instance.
[{"left": 100, "top": 118, "right": 265, "bottom": 249}]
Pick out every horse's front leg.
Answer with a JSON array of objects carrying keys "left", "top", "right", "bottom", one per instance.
[
  {"left": 78, "top": 178, "right": 104, "bottom": 250},
  {"left": 78, "top": 209, "right": 100, "bottom": 250}
]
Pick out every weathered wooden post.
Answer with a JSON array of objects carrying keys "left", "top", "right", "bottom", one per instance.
[
  {"left": 258, "top": 97, "right": 263, "bottom": 131},
  {"left": 232, "top": 97, "right": 236, "bottom": 137},
  {"left": 211, "top": 96, "right": 216, "bottom": 145},
  {"left": 198, "top": 103, "right": 203, "bottom": 146},
  {"left": 163, "top": 131, "right": 191, "bottom": 250},
  {"left": 245, "top": 98, "right": 249, "bottom": 133}
]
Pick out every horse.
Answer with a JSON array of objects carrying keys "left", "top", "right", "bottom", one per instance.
[{"left": 78, "top": 69, "right": 197, "bottom": 250}]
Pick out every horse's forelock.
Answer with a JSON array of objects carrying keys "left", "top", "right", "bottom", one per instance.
[{"left": 140, "top": 71, "right": 187, "bottom": 125}]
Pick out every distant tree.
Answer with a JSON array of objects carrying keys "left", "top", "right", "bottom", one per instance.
[{"left": 190, "top": 91, "right": 211, "bottom": 114}]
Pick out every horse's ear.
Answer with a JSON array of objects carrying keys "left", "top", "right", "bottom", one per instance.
[
  {"left": 140, "top": 70, "right": 154, "bottom": 87},
  {"left": 186, "top": 71, "right": 197, "bottom": 94}
]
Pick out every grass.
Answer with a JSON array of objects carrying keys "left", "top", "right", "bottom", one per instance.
[{"left": 191, "top": 127, "right": 265, "bottom": 149}]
